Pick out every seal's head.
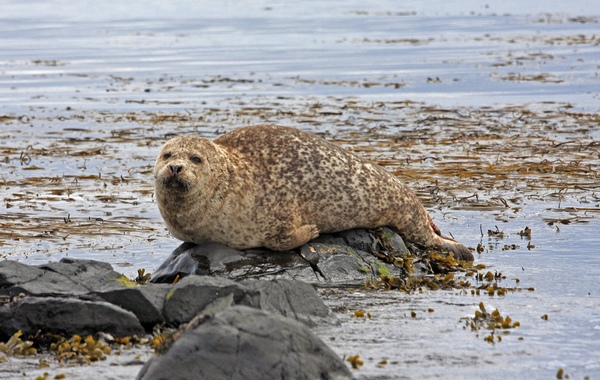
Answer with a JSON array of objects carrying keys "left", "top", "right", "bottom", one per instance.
[{"left": 154, "top": 136, "right": 220, "bottom": 195}]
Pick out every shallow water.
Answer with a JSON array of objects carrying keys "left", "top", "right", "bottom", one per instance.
[{"left": 1, "top": 1, "right": 599, "bottom": 378}]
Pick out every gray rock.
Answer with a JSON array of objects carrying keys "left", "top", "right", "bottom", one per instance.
[
  {"left": 161, "top": 275, "right": 336, "bottom": 327},
  {"left": 0, "top": 260, "right": 89, "bottom": 296},
  {"left": 334, "top": 227, "right": 408, "bottom": 254},
  {"left": 151, "top": 228, "right": 415, "bottom": 287},
  {"left": 299, "top": 242, "right": 369, "bottom": 286},
  {"left": 0, "top": 258, "right": 340, "bottom": 335},
  {"left": 0, "top": 259, "right": 153, "bottom": 340},
  {"left": 0, "top": 296, "right": 144, "bottom": 340},
  {"left": 0, "top": 258, "right": 130, "bottom": 297},
  {"left": 0, "top": 260, "right": 44, "bottom": 286},
  {"left": 96, "top": 284, "right": 173, "bottom": 329},
  {"left": 42, "top": 258, "right": 127, "bottom": 293},
  {"left": 162, "top": 276, "right": 257, "bottom": 326},
  {"left": 242, "top": 278, "right": 336, "bottom": 326},
  {"left": 137, "top": 306, "right": 353, "bottom": 380},
  {"left": 150, "top": 242, "right": 310, "bottom": 284}
]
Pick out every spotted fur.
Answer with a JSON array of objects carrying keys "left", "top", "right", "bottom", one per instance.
[{"left": 154, "top": 125, "right": 473, "bottom": 261}]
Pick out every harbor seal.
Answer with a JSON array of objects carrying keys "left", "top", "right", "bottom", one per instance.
[{"left": 154, "top": 125, "right": 473, "bottom": 261}]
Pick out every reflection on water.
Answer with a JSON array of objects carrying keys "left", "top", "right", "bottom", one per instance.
[{"left": 1, "top": 0, "right": 599, "bottom": 378}]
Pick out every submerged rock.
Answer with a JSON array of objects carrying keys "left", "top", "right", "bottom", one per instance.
[{"left": 137, "top": 306, "right": 353, "bottom": 380}]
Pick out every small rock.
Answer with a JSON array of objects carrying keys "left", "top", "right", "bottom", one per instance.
[{"left": 96, "top": 284, "right": 173, "bottom": 329}]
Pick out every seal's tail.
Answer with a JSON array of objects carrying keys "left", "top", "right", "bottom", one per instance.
[
  {"left": 428, "top": 215, "right": 442, "bottom": 236},
  {"left": 437, "top": 236, "right": 474, "bottom": 261},
  {"left": 426, "top": 215, "right": 473, "bottom": 261}
]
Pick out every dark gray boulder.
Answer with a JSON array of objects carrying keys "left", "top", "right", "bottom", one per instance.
[
  {"left": 242, "top": 278, "right": 336, "bottom": 326},
  {"left": 162, "top": 275, "right": 256, "bottom": 326},
  {"left": 151, "top": 227, "right": 414, "bottom": 287},
  {"left": 96, "top": 284, "right": 173, "bottom": 329},
  {"left": 0, "top": 258, "right": 130, "bottom": 297},
  {"left": 137, "top": 306, "right": 353, "bottom": 380},
  {"left": 0, "top": 296, "right": 144, "bottom": 340},
  {"left": 0, "top": 258, "right": 339, "bottom": 339},
  {"left": 150, "top": 241, "right": 311, "bottom": 284},
  {"left": 0, "top": 260, "right": 89, "bottom": 296},
  {"left": 161, "top": 275, "right": 336, "bottom": 327}
]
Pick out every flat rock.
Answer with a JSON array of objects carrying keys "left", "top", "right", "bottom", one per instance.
[
  {"left": 0, "top": 258, "right": 130, "bottom": 297},
  {"left": 137, "top": 306, "right": 353, "bottom": 380},
  {"left": 151, "top": 227, "right": 415, "bottom": 287},
  {"left": 149, "top": 241, "right": 311, "bottom": 284},
  {"left": 0, "top": 296, "right": 144, "bottom": 340},
  {"left": 162, "top": 275, "right": 336, "bottom": 327},
  {"left": 0, "top": 260, "right": 88, "bottom": 296},
  {"left": 41, "top": 258, "right": 127, "bottom": 293}
]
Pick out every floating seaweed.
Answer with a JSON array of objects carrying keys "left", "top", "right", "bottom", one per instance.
[
  {"left": 2, "top": 101, "right": 598, "bottom": 265},
  {"left": 463, "top": 302, "right": 521, "bottom": 344},
  {"left": 346, "top": 354, "right": 364, "bottom": 369}
]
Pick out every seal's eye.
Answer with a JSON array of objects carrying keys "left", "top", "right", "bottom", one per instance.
[
  {"left": 163, "top": 153, "right": 172, "bottom": 160},
  {"left": 190, "top": 156, "right": 202, "bottom": 164}
]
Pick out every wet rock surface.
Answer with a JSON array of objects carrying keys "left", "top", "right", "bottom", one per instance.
[
  {"left": 242, "top": 279, "right": 335, "bottom": 327},
  {"left": 137, "top": 306, "right": 353, "bottom": 380},
  {"left": 0, "top": 228, "right": 417, "bottom": 378},
  {"left": 0, "top": 296, "right": 145, "bottom": 338},
  {"left": 151, "top": 227, "right": 415, "bottom": 287},
  {"left": 0, "top": 258, "right": 125, "bottom": 297},
  {"left": 0, "top": 258, "right": 338, "bottom": 341}
]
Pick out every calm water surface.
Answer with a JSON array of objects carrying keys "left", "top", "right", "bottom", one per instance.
[{"left": 1, "top": 1, "right": 599, "bottom": 379}]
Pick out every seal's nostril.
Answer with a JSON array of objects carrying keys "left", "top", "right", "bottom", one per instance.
[{"left": 169, "top": 165, "right": 183, "bottom": 174}]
